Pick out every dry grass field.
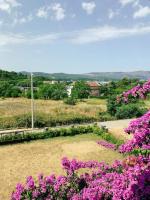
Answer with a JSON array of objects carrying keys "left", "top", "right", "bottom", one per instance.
[
  {"left": 0, "top": 134, "right": 123, "bottom": 200},
  {"left": 144, "top": 99, "right": 150, "bottom": 109},
  {"left": 0, "top": 98, "right": 106, "bottom": 118}
]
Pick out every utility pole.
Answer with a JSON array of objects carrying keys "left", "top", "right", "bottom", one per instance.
[{"left": 31, "top": 73, "right": 34, "bottom": 130}]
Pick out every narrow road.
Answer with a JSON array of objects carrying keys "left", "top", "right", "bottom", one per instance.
[
  {"left": 99, "top": 119, "right": 133, "bottom": 140},
  {"left": 0, "top": 119, "right": 133, "bottom": 141}
]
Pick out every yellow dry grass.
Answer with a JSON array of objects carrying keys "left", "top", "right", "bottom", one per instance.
[
  {"left": 0, "top": 98, "right": 106, "bottom": 118},
  {"left": 100, "top": 119, "right": 132, "bottom": 141},
  {"left": 144, "top": 99, "right": 150, "bottom": 109},
  {"left": 0, "top": 134, "right": 123, "bottom": 200}
]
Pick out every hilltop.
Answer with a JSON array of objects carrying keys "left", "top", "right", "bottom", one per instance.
[
  {"left": 1, "top": 69, "right": 150, "bottom": 81},
  {"left": 22, "top": 70, "right": 150, "bottom": 81}
]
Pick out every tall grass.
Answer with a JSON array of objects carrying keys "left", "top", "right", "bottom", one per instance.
[{"left": 0, "top": 98, "right": 107, "bottom": 129}]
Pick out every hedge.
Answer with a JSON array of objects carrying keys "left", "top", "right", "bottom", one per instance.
[{"left": 0, "top": 125, "right": 94, "bottom": 145}]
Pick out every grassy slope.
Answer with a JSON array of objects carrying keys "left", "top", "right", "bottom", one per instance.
[
  {"left": 0, "top": 134, "right": 123, "bottom": 200},
  {"left": 144, "top": 99, "right": 150, "bottom": 110},
  {"left": 0, "top": 98, "right": 107, "bottom": 129},
  {"left": 0, "top": 98, "right": 106, "bottom": 118}
]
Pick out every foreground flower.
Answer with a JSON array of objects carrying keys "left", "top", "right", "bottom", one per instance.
[
  {"left": 11, "top": 156, "right": 150, "bottom": 200},
  {"left": 119, "top": 110, "right": 150, "bottom": 153},
  {"left": 97, "top": 140, "right": 117, "bottom": 150},
  {"left": 116, "top": 80, "right": 150, "bottom": 104}
]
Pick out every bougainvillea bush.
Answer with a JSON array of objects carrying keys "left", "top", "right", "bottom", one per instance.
[
  {"left": 116, "top": 80, "right": 150, "bottom": 104},
  {"left": 11, "top": 156, "right": 150, "bottom": 200},
  {"left": 97, "top": 140, "right": 117, "bottom": 150},
  {"left": 119, "top": 110, "right": 150, "bottom": 154}
]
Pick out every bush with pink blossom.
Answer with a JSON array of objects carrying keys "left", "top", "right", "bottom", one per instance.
[
  {"left": 97, "top": 140, "right": 117, "bottom": 150},
  {"left": 116, "top": 80, "right": 150, "bottom": 104},
  {"left": 119, "top": 110, "right": 150, "bottom": 154},
  {"left": 11, "top": 155, "right": 150, "bottom": 200}
]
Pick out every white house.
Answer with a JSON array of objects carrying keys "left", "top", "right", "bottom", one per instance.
[{"left": 66, "top": 85, "right": 73, "bottom": 97}]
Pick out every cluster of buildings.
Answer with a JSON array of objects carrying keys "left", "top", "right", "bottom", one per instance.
[
  {"left": 19, "top": 80, "right": 109, "bottom": 97},
  {"left": 43, "top": 80, "right": 104, "bottom": 97}
]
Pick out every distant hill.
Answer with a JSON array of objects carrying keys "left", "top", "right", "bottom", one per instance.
[
  {"left": 1, "top": 69, "right": 150, "bottom": 81},
  {"left": 21, "top": 70, "right": 150, "bottom": 81},
  {"left": 0, "top": 69, "right": 27, "bottom": 80}
]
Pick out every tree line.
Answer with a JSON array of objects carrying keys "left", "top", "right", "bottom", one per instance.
[{"left": 0, "top": 69, "right": 142, "bottom": 100}]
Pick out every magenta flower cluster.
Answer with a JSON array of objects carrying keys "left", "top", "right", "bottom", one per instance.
[
  {"left": 119, "top": 110, "right": 150, "bottom": 153},
  {"left": 97, "top": 140, "right": 117, "bottom": 150},
  {"left": 116, "top": 80, "right": 150, "bottom": 103},
  {"left": 11, "top": 156, "right": 150, "bottom": 200}
]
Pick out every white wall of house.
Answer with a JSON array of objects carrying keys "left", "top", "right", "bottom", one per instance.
[{"left": 66, "top": 85, "right": 73, "bottom": 97}]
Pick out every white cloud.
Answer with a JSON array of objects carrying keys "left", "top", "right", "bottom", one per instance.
[
  {"left": 0, "top": 20, "right": 3, "bottom": 26},
  {"left": 51, "top": 3, "right": 65, "bottom": 21},
  {"left": 0, "top": 33, "right": 58, "bottom": 46},
  {"left": 71, "top": 13, "right": 76, "bottom": 18},
  {"left": 119, "top": 0, "right": 137, "bottom": 6},
  {"left": 132, "top": 0, "right": 140, "bottom": 8},
  {"left": 108, "top": 9, "right": 119, "bottom": 19},
  {"left": 70, "top": 25, "right": 150, "bottom": 44},
  {"left": 82, "top": 1, "right": 96, "bottom": 15},
  {"left": 36, "top": 7, "right": 48, "bottom": 18},
  {"left": 12, "top": 14, "right": 33, "bottom": 25},
  {"left": 0, "top": 1, "right": 10, "bottom": 13},
  {"left": 1, "top": 25, "right": 150, "bottom": 46},
  {"left": 6, "top": 0, "right": 20, "bottom": 7},
  {"left": 0, "top": 0, "right": 21, "bottom": 13},
  {"left": 133, "top": 6, "right": 150, "bottom": 18}
]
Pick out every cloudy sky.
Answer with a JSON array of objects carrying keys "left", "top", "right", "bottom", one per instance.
[{"left": 0, "top": 0, "right": 150, "bottom": 73}]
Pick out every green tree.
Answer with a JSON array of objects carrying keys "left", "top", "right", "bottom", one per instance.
[
  {"left": 51, "top": 83, "right": 68, "bottom": 100},
  {"left": 71, "top": 81, "right": 91, "bottom": 99},
  {"left": 38, "top": 83, "right": 67, "bottom": 100},
  {"left": 0, "top": 82, "right": 21, "bottom": 97}
]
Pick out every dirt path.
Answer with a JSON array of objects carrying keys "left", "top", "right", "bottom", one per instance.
[
  {"left": 0, "top": 119, "right": 133, "bottom": 142},
  {"left": 99, "top": 119, "right": 133, "bottom": 141}
]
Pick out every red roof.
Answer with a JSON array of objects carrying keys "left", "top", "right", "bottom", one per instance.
[{"left": 87, "top": 82, "right": 100, "bottom": 87}]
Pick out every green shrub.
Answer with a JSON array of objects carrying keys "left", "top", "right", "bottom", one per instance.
[
  {"left": 64, "top": 97, "right": 77, "bottom": 105},
  {"left": 93, "top": 126, "right": 124, "bottom": 147},
  {"left": 107, "top": 95, "right": 120, "bottom": 116},
  {"left": 93, "top": 125, "right": 108, "bottom": 135},
  {"left": 0, "top": 124, "right": 124, "bottom": 147},
  {"left": 0, "top": 125, "right": 94, "bottom": 145},
  {"left": 131, "top": 149, "right": 150, "bottom": 157},
  {"left": 107, "top": 95, "right": 140, "bottom": 117},
  {"left": 99, "top": 112, "right": 116, "bottom": 121},
  {"left": 115, "top": 104, "right": 147, "bottom": 119},
  {"left": 0, "top": 114, "right": 97, "bottom": 130}
]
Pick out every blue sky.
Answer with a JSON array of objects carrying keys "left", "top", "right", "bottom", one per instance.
[{"left": 0, "top": 0, "right": 150, "bottom": 73}]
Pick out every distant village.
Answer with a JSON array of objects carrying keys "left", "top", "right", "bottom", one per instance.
[{"left": 19, "top": 80, "right": 110, "bottom": 97}]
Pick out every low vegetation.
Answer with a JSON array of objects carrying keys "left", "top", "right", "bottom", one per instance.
[
  {"left": 0, "top": 123, "right": 125, "bottom": 146},
  {"left": 0, "top": 125, "right": 94, "bottom": 145},
  {"left": 105, "top": 80, "right": 150, "bottom": 119},
  {"left": 107, "top": 95, "right": 148, "bottom": 120},
  {"left": 0, "top": 98, "right": 107, "bottom": 129},
  {"left": 93, "top": 125, "right": 124, "bottom": 147},
  {"left": 115, "top": 103, "right": 147, "bottom": 119}
]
